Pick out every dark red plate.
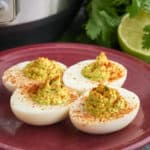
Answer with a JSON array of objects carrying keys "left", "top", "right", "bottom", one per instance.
[{"left": 0, "top": 43, "right": 150, "bottom": 150}]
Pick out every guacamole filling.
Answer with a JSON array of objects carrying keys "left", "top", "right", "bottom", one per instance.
[
  {"left": 30, "top": 76, "right": 70, "bottom": 105},
  {"left": 23, "top": 57, "right": 64, "bottom": 81},
  {"left": 82, "top": 52, "right": 123, "bottom": 82},
  {"left": 84, "top": 84, "right": 132, "bottom": 121}
]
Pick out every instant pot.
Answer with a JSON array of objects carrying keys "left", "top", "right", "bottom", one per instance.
[{"left": 0, "top": 0, "right": 83, "bottom": 50}]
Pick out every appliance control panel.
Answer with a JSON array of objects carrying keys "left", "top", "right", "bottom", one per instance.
[{"left": 0, "top": 0, "right": 16, "bottom": 24}]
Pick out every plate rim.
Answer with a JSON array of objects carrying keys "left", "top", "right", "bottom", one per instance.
[{"left": 0, "top": 42, "right": 149, "bottom": 68}]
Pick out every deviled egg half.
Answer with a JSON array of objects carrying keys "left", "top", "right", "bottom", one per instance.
[
  {"left": 69, "top": 84, "right": 140, "bottom": 134},
  {"left": 2, "top": 57, "right": 66, "bottom": 92},
  {"left": 10, "top": 75, "right": 78, "bottom": 126},
  {"left": 63, "top": 52, "right": 127, "bottom": 93}
]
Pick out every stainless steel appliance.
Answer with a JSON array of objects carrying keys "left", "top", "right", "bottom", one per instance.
[{"left": 0, "top": 0, "right": 83, "bottom": 50}]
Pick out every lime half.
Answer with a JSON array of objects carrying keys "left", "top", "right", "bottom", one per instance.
[{"left": 118, "top": 11, "right": 150, "bottom": 63}]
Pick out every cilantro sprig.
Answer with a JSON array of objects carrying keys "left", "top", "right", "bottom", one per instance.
[
  {"left": 128, "top": 0, "right": 150, "bottom": 17},
  {"left": 61, "top": 0, "right": 150, "bottom": 48},
  {"left": 85, "top": 0, "right": 129, "bottom": 47},
  {"left": 84, "top": 0, "right": 150, "bottom": 47}
]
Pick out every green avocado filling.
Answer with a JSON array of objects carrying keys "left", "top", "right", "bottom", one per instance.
[
  {"left": 23, "top": 57, "right": 64, "bottom": 81},
  {"left": 31, "top": 76, "right": 70, "bottom": 105},
  {"left": 81, "top": 52, "right": 110, "bottom": 82},
  {"left": 84, "top": 84, "right": 129, "bottom": 121}
]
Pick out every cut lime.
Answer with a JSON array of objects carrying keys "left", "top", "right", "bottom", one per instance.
[{"left": 118, "top": 11, "right": 150, "bottom": 63}]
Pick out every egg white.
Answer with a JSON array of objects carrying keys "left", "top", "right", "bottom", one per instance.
[
  {"left": 63, "top": 60, "right": 127, "bottom": 93},
  {"left": 69, "top": 87, "right": 140, "bottom": 134},
  {"left": 2, "top": 61, "right": 67, "bottom": 92},
  {"left": 10, "top": 87, "right": 76, "bottom": 126}
]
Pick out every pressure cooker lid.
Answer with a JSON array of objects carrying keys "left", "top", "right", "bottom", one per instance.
[
  {"left": 0, "top": 0, "right": 16, "bottom": 24},
  {"left": 0, "top": 0, "right": 76, "bottom": 26}
]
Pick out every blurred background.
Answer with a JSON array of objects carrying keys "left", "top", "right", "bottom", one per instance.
[
  {"left": 1, "top": 0, "right": 149, "bottom": 63},
  {"left": 0, "top": 0, "right": 83, "bottom": 50}
]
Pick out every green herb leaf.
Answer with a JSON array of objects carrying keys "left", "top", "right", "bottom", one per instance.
[
  {"left": 142, "top": 25, "right": 150, "bottom": 50},
  {"left": 128, "top": 0, "right": 150, "bottom": 17},
  {"left": 141, "top": 0, "right": 150, "bottom": 12},
  {"left": 127, "top": 0, "right": 140, "bottom": 17},
  {"left": 85, "top": 0, "right": 124, "bottom": 47},
  {"left": 86, "top": 17, "right": 101, "bottom": 40}
]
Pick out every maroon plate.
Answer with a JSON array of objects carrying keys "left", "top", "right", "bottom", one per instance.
[{"left": 0, "top": 43, "right": 150, "bottom": 150}]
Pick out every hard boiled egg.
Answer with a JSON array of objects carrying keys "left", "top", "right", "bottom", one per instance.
[
  {"left": 69, "top": 85, "right": 140, "bottom": 134},
  {"left": 2, "top": 58, "right": 67, "bottom": 92},
  {"left": 63, "top": 52, "right": 127, "bottom": 93},
  {"left": 10, "top": 83, "right": 78, "bottom": 126}
]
